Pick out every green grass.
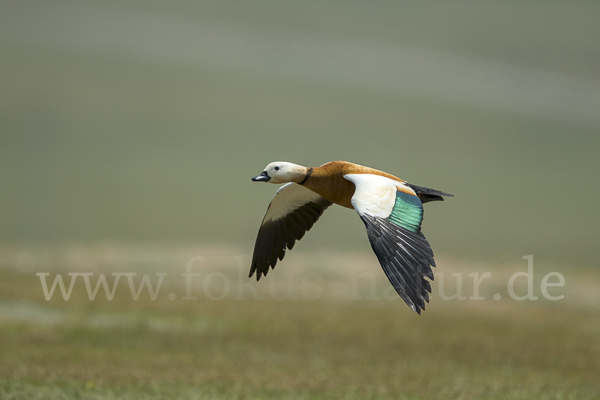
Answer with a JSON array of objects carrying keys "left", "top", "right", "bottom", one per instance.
[
  {"left": 1, "top": 245, "right": 599, "bottom": 399},
  {"left": 2, "top": 294, "right": 599, "bottom": 399}
]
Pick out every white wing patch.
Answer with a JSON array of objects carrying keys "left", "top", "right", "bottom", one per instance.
[
  {"left": 344, "top": 173, "right": 434, "bottom": 314},
  {"left": 343, "top": 174, "right": 414, "bottom": 218},
  {"left": 262, "top": 182, "right": 326, "bottom": 224}
]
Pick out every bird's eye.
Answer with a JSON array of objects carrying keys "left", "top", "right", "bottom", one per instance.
[{"left": 274, "top": 166, "right": 280, "bottom": 171}]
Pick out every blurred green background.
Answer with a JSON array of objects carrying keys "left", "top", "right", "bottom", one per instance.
[
  {"left": 1, "top": 0, "right": 599, "bottom": 262},
  {"left": 2, "top": 2, "right": 600, "bottom": 399}
]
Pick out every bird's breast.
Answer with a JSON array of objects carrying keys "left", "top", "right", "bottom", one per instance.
[{"left": 303, "top": 175, "right": 355, "bottom": 209}]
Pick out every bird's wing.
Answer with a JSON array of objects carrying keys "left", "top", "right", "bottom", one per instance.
[
  {"left": 344, "top": 174, "right": 436, "bottom": 314},
  {"left": 250, "top": 182, "right": 333, "bottom": 280}
]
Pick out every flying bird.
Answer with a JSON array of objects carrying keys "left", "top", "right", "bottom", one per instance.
[{"left": 250, "top": 161, "right": 452, "bottom": 313}]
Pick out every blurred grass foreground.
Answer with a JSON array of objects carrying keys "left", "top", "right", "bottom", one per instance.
[
  {"left": 2, "top": 0, "right": 600, "bottom": 399},
  {"left": 1, "top": 243, "right": 600, "bottom": 399}
]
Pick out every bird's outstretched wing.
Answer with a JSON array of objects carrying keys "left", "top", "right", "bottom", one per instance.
[
  {"left": 250, "top": 183, "right": 333, "bottom": 280},
  {"left": 344, "top": 174, "right": 436, "bottom": 314}
]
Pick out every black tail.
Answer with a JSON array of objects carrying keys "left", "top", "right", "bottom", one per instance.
[{"left": 407, "top": 184, "right": 454, "bottom": 204}]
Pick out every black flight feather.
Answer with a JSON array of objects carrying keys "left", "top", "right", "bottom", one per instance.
[
  {"left": 360, "top": 214, "right": 436, "bottom": 314},
  {"left": 250, "top": 198, "right": 332, "bottom": 280}
]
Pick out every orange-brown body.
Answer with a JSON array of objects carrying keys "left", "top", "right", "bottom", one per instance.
[{"left": 303, "top": 161, "right": 407, "bottom": 209}]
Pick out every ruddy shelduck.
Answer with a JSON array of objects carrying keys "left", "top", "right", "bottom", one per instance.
[{"left": 250, "top": 161, "right": 453, "bottom": 313}]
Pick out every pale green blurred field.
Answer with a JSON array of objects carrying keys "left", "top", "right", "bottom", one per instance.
[
  {"left": 1, "top": 244, "right": 600, "bottom": 399},
  {"left": 1, "top": 0, "right": 599, "bottom": 263},
  {"left": 1, "top": 1, "right": 600, "bottom": 398}
]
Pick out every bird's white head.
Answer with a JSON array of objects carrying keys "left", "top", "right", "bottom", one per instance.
[{"left": 251, "top": 161, "right": 308, "bottom": 184}]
